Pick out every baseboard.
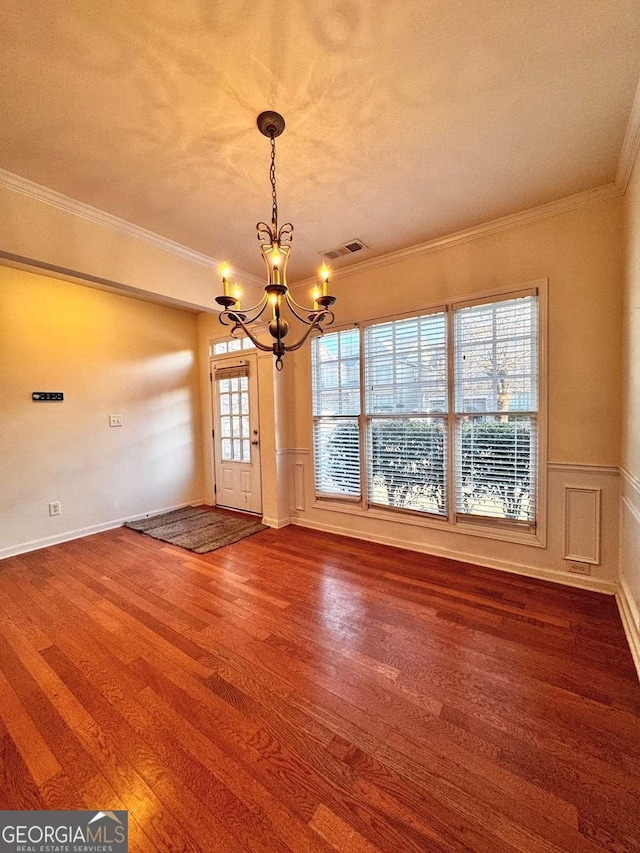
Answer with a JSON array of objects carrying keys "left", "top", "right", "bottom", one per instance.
[
  {"left": 290, "top": 516, "right": 617, "bottom": 595},
  {"left": 0, "top": 498, "right": 204, "bottom": 560},
  {"left": 617, "top": 574, "right": 640, "bottom": 681},
  {"left": 262, "top": 516, "right": 291, "bottom": 529}
]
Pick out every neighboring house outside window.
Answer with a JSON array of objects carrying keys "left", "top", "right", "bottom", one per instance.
[{"left": 311, "top": 287, "right": 541, "bottom": 535}]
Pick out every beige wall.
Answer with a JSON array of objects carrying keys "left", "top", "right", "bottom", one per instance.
[
  {"left": 285, "top": 198, "right": 623, "bottom": 590},
  {"left": 622, "top": 154, "right": 640, "bottom": 482},
  {"left": 292, "top": 198, "right": 624, "bottom": 464},
  {"left": 0, "top": 266, "right": 204, "bottom": 556},
  {"left": 621, "top": 147, "right": 640, "bottom": 650},
  {"left": 0, "top": 181, "right": 263, "bottom": 312}
]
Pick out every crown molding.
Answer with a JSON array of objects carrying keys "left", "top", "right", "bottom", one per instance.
[
  {"left": 0, "top": 168, "right": 265, "bottom": 288},
  {"left": 0, "top": 168, "right": 216, "bottom": 267},
  {"left": 616, "top": 76, "right": 640, "bottom": 193},
  {"left": 291, "top": 182, "right": 622, "bottom": 289},
  {"left": 0, "top": 250, "right": 211, "bottom": 312}
]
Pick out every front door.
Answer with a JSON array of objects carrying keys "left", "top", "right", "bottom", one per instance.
[{"left": 211, "top": 355, "right": 262, "bottom": 514}]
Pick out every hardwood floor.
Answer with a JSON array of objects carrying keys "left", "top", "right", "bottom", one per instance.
[{"left": 0, "top": 518, "right": 639, "bottom": 852}]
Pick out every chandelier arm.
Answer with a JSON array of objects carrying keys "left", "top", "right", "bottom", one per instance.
[
  {"left": 283, "top": 313, "right": 335, "bottom": 352},
  {"left": 241, "top": 295, "right": 271, "bottom": 323},
  {"left": 218, "top": 311, "right": 235, "bottom": 327},
  {"left": 283, "top": 296, "right": 318, "bottom": 325},
  {"left": 217, "top": 292, "right": 269, "bottom": 331},
  {"left": 222, "top": 291, "right": 270, "bottom": 324},
  {"left": 285, "top": 290, "right": 322, "bottom": 315},
  {"left": 218, "top": 311, "right": 273, "bottom": 352}
]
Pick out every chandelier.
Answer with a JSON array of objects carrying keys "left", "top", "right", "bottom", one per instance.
[{"left": 216, "top": 111, "right": 336, "bottom": 370}]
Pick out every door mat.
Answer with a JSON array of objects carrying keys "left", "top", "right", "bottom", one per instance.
[{"left": 125, "top": 506, "right": 268, "bottom": 554}]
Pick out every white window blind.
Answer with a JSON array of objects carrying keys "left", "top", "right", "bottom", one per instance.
[
  {"left": 215, "top": 362, "right": 249, "bottom": 381},
  {"left": 454, "top": 294, "right": 538, "bottom": 524},
  {"left": 364, "top": 312, "right": 448, "bottom": 516},
  {"left": 314, "top": 417, "right": 360, "bottom": 497},
  {"left": 364, "top": 313, "right": 448, "bottom": 414},
  {"left": 312, "top": 329, "right": 361, "bottom": 498},
  {"left": 310, "top": 290, "right": 540, "bottom": 532}
]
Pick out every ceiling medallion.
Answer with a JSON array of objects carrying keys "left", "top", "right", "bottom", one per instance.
[{"left": 216, "top": 111, "right": 336, "bottom": 370}]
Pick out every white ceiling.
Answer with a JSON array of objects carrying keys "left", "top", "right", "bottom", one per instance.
[{"left": 1, "top": 0, "right": 639, "bottom": 282}]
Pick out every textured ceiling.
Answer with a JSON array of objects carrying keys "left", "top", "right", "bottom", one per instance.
[{"left": 1, "top": 0, "right": 639, "bottom": 282}]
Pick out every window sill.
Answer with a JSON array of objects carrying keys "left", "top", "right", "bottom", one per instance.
[{"left": 310, "top": 498, "right": 546, "bottom": 548}]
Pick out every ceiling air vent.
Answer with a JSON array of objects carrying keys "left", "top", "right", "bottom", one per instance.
[{"left": 322, "top": 238, "right": 368, "bottom": 261}]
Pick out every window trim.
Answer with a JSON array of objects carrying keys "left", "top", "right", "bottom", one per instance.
[
  {"left": 311, "top": 278, "right": 548, "bottom": 547},
  {"left": 208, "top": 334, "right": 257, "bottom": 357}
]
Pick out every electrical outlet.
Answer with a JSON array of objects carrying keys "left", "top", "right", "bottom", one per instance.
[
  {"left": 109, "top": 414, "right": 123, "bottom": 427},
  {"left": 566, "top": 559, "right": 591, "bottom": 575},
  {"left": 49, "top": 501, "right": 61, "bottom": 517}
]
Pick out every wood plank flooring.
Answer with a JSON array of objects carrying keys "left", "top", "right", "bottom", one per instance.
[{"left": 0, "top": 516, "right": 639, "bottom": 852}]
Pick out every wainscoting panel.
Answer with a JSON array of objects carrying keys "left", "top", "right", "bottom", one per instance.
[
  {"left": 294, "top": 463, "right": 305, "bottom": 512},
  {"left": 563, "top": 487, "right": 601, "bottom": 563},
  {"left": 285, "top": 452, "right": 620, "bottom": 593}
]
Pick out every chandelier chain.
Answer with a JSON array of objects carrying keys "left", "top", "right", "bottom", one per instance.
[{"left": 270, "top": 136, "right": 278, "bottom": 230}]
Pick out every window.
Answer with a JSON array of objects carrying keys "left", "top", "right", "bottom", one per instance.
[
  {"left": 215, "top": 364, "right": 251, "bottom": 462},
  {"left": 365, "top": 311, "right": 448, "bottom": 517},
  {"left": 312, "top": 328, "right": 360, "bottom": 499},
  {"left": 311, "top": 289, "right": 540, "bottom": 533},
  {"left": 454, "top": 295, "right": 538, "bottom": 526},
  {"left": 211, "top": 337, "right": 256, "bottom": 356}
]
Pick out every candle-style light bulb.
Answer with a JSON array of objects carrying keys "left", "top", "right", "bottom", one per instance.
[
  {"left": 271, "top": 247, "right": 281, "bottom": 284},
  {"left": 221, "top": 262, "right": 231, "bottom": 296},
  {"left": 320, "top": 263, "right": 330, "bottom": 296},
  {"left": 269, "top": 293, "right": 278, "bottom": 319}
]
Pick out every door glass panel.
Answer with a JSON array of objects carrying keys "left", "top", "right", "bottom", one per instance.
[{"left": 216, "top": 369, "right": 254, "bottom": 463}]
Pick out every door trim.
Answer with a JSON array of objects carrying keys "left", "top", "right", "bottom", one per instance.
[{"left": 210, "top": 352, "right": 263, "bottom": 514}]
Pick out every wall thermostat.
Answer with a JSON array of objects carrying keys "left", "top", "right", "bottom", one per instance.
[{"left": 32, "top": 392, "right": 64, "bottom": 401}]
